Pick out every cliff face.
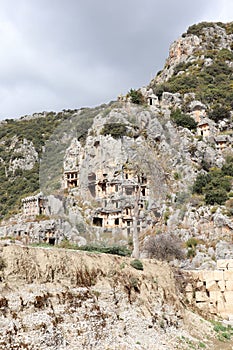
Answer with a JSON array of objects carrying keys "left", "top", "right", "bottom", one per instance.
[
  {"left": 1, "top": 21, "right": 233, "bottom": 349},
  {"left": 153, "top": 22, "right": 233, "bottom": 84},
  {"left": 0, "top": 244, "right": 229, "bottom": 350},
  {"left": 0, "top": 22, "right": 233, "bottom": 270}
]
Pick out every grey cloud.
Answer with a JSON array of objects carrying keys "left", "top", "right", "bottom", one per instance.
[{"left": 0, "top": 0, "right": 230, "bottom": 119}]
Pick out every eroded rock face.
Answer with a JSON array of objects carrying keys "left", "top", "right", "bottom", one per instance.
[
  {"left": 0, "top": 96, "right": 230, "bottom": 255},
  {"left": 8, "top": 137, "right": 38, "bottom": 173},
  {"left": 1, "top": 22, "right": 233, "bottom": 269},
  {"left": 0, "top": 245, "right": 185, "bottom": 350},
  {"left": 0, "top": 245, "right": 229, "bottom": 349},
  {"left": 154, "top": 23, "right": 233, "bottom": 84}
]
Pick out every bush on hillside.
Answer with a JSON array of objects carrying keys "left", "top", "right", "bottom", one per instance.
[
  {"left": 192, "top": 173, "right": 210, "bottom": 194},
  {"left": 193, "top": 164, "right": 232, "bottom": 206},
  {"left": 153, "top": 83, "right": 171, "bottom": 100},
  {"left": 207, "top": 105, "right": 231, "bottom": 122},
  {"left": 100, "top": 123, "right": 127, "bottom": 139},
  {"left": 222, "top": 156, "right": 233, "bottom": 176},
  {"left": 187, "top": 22, "right": 217, "bottom": 36},
  {"left": 127, "top": 89, "right": 145, "bottom": 105},
  {"left": 144, "top": 234, "right": 185, "bottom": 261},
  {"left": 205, "top": 188, "right": 228, "bottom": 205},
  {"left": 78, "top": 244, "right": 131, "bottom": 257},
  {"left": 171, "top": 109, "right": 197, "bottom": 131},
  {"left": 130, "top": 259, "right": 144, "bottom": 270}
]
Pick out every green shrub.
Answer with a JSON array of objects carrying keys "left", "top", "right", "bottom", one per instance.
[
  {"left": 186, "top": 237, "right": 198, "bottom": 249},
  {"left": 187, "top": 248, "right": 196, "bottom": 258},
  {"left": 222, "top": 332, "right": 231, "bottom": 340},
  {"left": 167, "top": 74, "right": 199, "bottom": 94},
  {"left": 198, "top": 341, "right": 206, "bottom": 348},
  {"left": 163, "top": 208, "right": 170, "bottom": 225},
  {"left": 186, "top": 22, "right": 232, "bottom": 36},
  {"left": 30, "top": 242, "right": 52, "bottom": 248},
  {"left": 100, "top": 123, "right": 127, "bottom": 139},
  {"left": 207, "top": 105, "right": 231, "bottom": 122},
  {"left": 127, "top": 89, "right": 145, "bottom": 105},
  {"left": 187, "top": 22, "right": 217, "bottom": 36},
  {"left": 213, "top": 321, "right": 233, "bottom": 341},
  {"left": 205, "top": 188, "right": 228, "bottom": 205},
  {"left": 171, "top": 109, "right": 197, "bottom": 130},
  {"left": 192, "top": 173, "right": 210, "bottom": 194},
  {"left": 129, "top": 277, "right": 140, "bottom": 288},
  {"left": 58, "top": 239, "right": 78, "bottom": 250},
  {"left": 204, "top": 173, "right": 231, "bottom": 193},
  {"left": 222, "top": 156, "right": 233, "bottom": 176},
  {"left": 130, "top": 259, "right": 144, "bottom": 270},
  {"left": 186, "top": 238, "right": 199, "bottom": 258},
  {"left": 174, "top": 172, "right": 181, "bottom": 180},
  {"left": 213, "top": 322, "right": 229, "bottom": 333},
  {"left": 205, "top": 61, "right": 232, "bottom": 77},
  {"left": 154, "top": 83, "right": 171, "bottom": 100},
  {"left": 173, "top": 62, "right": 192, "bottom": 75},
  {"left": 78, "top": 244, "right": 131, "bottom": 257},
  {"left": 193, "top": 166, "right": 232, "bottom": 205}
]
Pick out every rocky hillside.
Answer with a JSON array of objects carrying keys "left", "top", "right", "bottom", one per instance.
[
  {"left": 1, "top": 20, "right": 233, "bottom": 350},
  {"left": 0, "top": 244, "right": 232, "bottom": 350},
  {"left": 0, "top": 22, "right": 233, "bottom": 269},
  {"left": 150, "top": 21, "right": 233, "bottom": 108},
  {"left": 0, "top": 106, "right": 106, "bottom": 220}
]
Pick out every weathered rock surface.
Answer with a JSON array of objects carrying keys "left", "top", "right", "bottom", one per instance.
[
  {"left": 0, "top": 245, "right": 227, "bottom": 350},
  {"left": 154, "top": 23, "right": 233, "bottom": 84}
]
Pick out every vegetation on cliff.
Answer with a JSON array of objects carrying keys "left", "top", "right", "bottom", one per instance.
[
  {"left": 186, "top": 21, "right": 233, "bottom": 36},
  {"left": 192, "top": 156, "right": 233, "bottom": 205},
  {"left": 0, "top": 106, "right": 105, "bottom": 220},
  {"left": 152, "top": 22, "right": 233, "bottom": 111},
  {"left": 1, "top": 21, "right": 233, "bottom": 228}
]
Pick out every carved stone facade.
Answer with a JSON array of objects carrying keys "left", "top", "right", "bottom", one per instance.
[
  {"left": 197, "top": 118, "right": 210, "bottom": 138},
  {"left": 215, "top": 135, "right": 229, "bottom": 151},
  {"left": 22, "top": 193, "right": 49, "bottom": 217},
  {"left": 63, "top": 135, "right": 153, "bottom": 239},
  {"left": 64, "top": 170, "right": 79, "bottom": 189},
  {"left": 90, "top": 167, "right": 150, "bottom": 238}
]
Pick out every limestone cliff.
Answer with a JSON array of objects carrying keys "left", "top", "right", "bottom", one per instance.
[{"left": 0, "top": 22, "right": 233, "bottom": 270}]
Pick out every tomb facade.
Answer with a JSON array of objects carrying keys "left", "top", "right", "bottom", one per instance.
[{"left": 22, "top": 193, "right": 49, "bottom": 217}]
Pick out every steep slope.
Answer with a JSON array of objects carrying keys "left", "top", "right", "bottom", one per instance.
[
  {"left": 0, "top": 244, "right": 232, "bottom": 350},
  {"left": 150, "top": 21, "right": 233, "bottom": 109},
  {"left": 1, "top": 20, "right": 233, "bottom": 350},
  {"left": 0, "top": 22, "right": 233, "bottom": 269},
  {"left": 0, "top": 106, "right": 107, "bottom": 220}
]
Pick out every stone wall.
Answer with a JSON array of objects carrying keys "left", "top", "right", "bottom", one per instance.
[{"left": 186, "top": 259, "right": 233, "bottom": 320}]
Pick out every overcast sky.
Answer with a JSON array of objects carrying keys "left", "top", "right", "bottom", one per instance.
[{"left": 0, "top": 0, "right": 232, "bottom": 120}]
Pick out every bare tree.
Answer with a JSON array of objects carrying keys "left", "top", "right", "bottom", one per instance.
[
  {"left": 132, "top": 182, "right": 141, "bottom": 258},
  {"left": 125, "top": 140, "right": 168, "bottom": 259},
  {"left": 143, "top": 234, "right": 185, "bottom": 261}
]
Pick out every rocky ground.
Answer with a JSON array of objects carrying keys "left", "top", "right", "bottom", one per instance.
[{"left": 0, "top": 244, "right": 232, "bottom": 349}]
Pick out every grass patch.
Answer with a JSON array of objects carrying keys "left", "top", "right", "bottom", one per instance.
[
  {"left": 78, "top": 244, "right": 131, "bottom": 257},
  {"left": 29, "top": 241, "right": 132, "bottom": 257},
  {"left": 212, "top": 321, "right": 233, "bottom": 342},
  {"left": 130, "top": 259, "right": 144, "bottom": 270}
]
